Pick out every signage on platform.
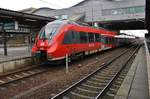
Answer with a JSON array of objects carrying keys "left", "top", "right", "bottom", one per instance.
[
  {"left": 0, "top": 21, "right": 30, "bottom": 33},
  {"left": 0, "top": 21, "right": 18, "bottom": 30}
]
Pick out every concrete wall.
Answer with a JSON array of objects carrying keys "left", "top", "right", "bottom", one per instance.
[{"left": 0, "top": 57, "right": 33, "bottom": 73}]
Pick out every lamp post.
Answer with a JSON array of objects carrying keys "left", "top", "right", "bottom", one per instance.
[
  {"left": 2, "top": 23, "right": 7, "bottom": 56},
  {"left": 91, "top": 0, "right": 94, "bottom": 27}
]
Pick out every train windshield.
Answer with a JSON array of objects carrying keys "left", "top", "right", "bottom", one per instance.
[{"left": 38, "top": 22, "right": 62, "bottom": 41}]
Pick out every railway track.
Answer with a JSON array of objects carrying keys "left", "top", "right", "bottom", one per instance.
[
  {"left": 0, "top": 64, "right": 49, "bottom": 87},
  {"left": 0, "top": 46, "right": 131, "bottom": 88},
  {"left": 51, "top": 45, "right": 140, "bottom": 99}
]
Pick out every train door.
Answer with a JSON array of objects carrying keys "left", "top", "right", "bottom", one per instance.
[{"left": 101, "top": 35, "right": 105, "bottom": 49}]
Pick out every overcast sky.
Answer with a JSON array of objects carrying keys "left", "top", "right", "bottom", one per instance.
[
  {"left": 0, "top": 0, "right": 84, "bottom": 11},
  {"left": 120, "top": 30, "right": 148, "bottom": 37}
]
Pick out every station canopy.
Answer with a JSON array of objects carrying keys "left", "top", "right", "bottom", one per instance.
[{"left": 0, "top": 8, "right": 55, "bottom": 33}]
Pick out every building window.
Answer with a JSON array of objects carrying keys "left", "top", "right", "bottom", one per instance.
[{"left": 102, "top": 6, "right": 145, "bottom": 16}]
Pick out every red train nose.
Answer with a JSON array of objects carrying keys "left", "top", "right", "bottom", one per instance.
[{"left": 36, "top": 40, "right": 49, "bottom": 50}]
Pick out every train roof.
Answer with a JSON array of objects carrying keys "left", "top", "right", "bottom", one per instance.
[
  {"left": 48, "top": 19, "right": 89, "bottom": 26},
  {"left": 47, "top": 20, "right": 117, "bottom": 36}
]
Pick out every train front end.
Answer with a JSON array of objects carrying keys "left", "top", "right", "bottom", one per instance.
[{"left": 31, "top": 20, "right": 64, "bottom": 63}]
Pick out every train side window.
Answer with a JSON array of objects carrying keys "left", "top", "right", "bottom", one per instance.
[
  {"left": 105, "top": 37, "right": 107, "bottom": 44},
  {"left": 63, "top": 31, "right": 73, "bottom": 44},
  {"left": 88, "top": 33, "right": 94, "bottom": 43},
  {"left": 106, "top": 37, "right": 108, "bottom": 44},
  {"left": 95, "top": 34, "right": 100, "bottom": 42},
  {"left": 73, "top": 31, "right": 80, "bottom": 44},
  {"left": 101, "top": 36, "right": 105, "bottom": 43},
  {"left": 99, "top": 34, "right": 101, "bottom": 42},
  {"left": 79, "top": 32, "right": 88, "bottom": 43},
  {"left": 106, "top": 37, "right": 109, "bottom": 44},
  {"left": 112, "top": 37, "right": 114, "bottom": 44},
  {"left": 71, "top": 31, "right": 77, "bottom": 43},
  {"left": 109, "top": 37, "right": 111, "bottom": 44}
]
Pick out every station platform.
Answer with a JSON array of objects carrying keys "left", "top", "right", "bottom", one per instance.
[
  {"left": 0, "top": 46, "right": 31, "bottom": 62},
  {"left": 0, "top": 46, "right": 33, "bottom": 74},
  {"left": 115, "top": 43, "right": 150, "bottom": 99}
]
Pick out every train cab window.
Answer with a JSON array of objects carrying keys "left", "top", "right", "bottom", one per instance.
[
  {"left": 80, "top": 32, "right": 88, "bottom": 43},
  {"left": 38, "top": 23, "right": 61, "bottom": 42},
  {"left": 95, "top": 34, "right": 101, "bottom": 42},
  {"left": 88, "top": 33, "right": 95, "bottom": 43}
]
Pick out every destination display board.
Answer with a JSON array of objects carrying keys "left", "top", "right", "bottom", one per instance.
[{"left": 0, "top": 21, "right": 30, "bottom": 33}]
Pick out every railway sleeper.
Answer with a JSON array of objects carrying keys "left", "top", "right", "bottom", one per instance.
[
  {"left": 21, "top": 72, "right": 30, "bottom": 76},
  {"left": 6, "top": 77, "right": 14, "bottom": 80},
  {"left": 77, "top": 86, "right": 98, "bottom": 94},
  {"left": 112, "top": 83, "right": 120, "bottom": 88},
  {"left": 77, "top": 87, "right": 99, "bottom": 94},
  {"left": 0, "top": 80, "right": 5, "bottom": 83},
  {"left": 114, "top": 80, "right": 122, "bottom": 85},
  {"left": 96, "top": 73, "right": 114, "bottom": 77},
  {"left": 70, "top": 91, "right": 94, "bottom": 99},
  {"left": 116, "top": 76, "right": 124, "bottom": 81},
  {"left": 27, "top": 71, "right": 36, "bottom": 74},
  {"left": 72, "top": 87, "right": 98, "bottom": 96},
  {"left": 82, "top": 83, "right": 103, "bottom": 90},
  {"left": 106, "top": 91, "right": 116, "bottom": 97},
  {"left": 109, "top": 87, "right": 118, "bottom": 92},
  {"left": 118, "top": 74, "right": 126, "bottom": 78},
  {"left": 14, "top": 74, "right": 22, "bottom": 78},
  {"left": 100, "top": 70, "right": 117, "bottom": 74},
  {"left": 91, "top": 77, "right": 110, "bottom": 82},
  {"left": 116, "top": 75, "right": 126, "bottom": 82},
  {"left": 81, "top": 83, "right": 103, "bottom": 90},
  {"left": 94, "top": 75, "right": 111, "bottom": 80},
  {"left": 86, "top": 80, "right": 106, "bottom": 87}
]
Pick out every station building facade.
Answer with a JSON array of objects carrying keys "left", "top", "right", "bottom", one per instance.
[{"left": 31, "top": 0, "right": 145, "bottom": 23}]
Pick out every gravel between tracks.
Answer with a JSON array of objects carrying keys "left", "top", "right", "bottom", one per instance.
[{"left": 0, "top": 47, "right": 128, "bottom": 99}]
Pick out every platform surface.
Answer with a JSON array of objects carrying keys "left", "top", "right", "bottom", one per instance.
[
  {"left": 0, "top": 46, "right": 31, "bottom": 62},
  {"left": 128, "top": 46, "right": 149, "bottom": 99},
  {"left": 115, "top": 46, "right": 149, "bottom": 99}
]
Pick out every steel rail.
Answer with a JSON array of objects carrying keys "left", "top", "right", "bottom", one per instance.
[
  {"left": 0, "top": 45, "right": 133, "bottom": 87},
  {"left": 50, "top": 45, "right": 138, "bottom": 99},
  {"left": 0, "top": 65, "right": 49, "bottom": 86},
  {"left": 95, "top": 45, "right": 140, "bottom": 99},
  {"left": 0, "top": 64, "right": 43, "bottom": 77}
]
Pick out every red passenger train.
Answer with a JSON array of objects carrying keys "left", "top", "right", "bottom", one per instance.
[{"left": 32, "top": 20, "right": 126, "bottom": 62}]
